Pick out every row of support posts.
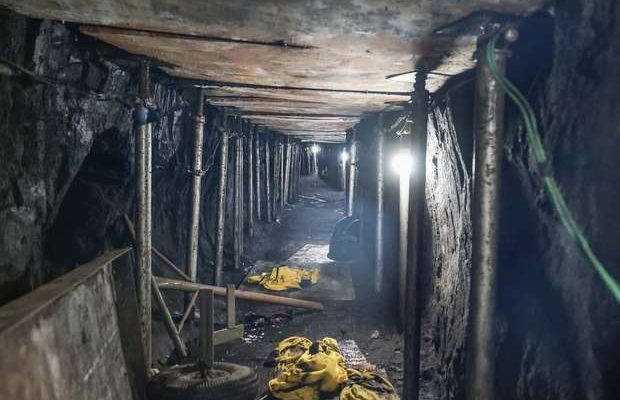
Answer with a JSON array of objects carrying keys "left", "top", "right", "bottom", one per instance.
[
  {"left": 397, "top": 35, "right": 509, "bottom": 400},
  {"left": 131, "top": 61, "right": 305, "bottom": 376}
]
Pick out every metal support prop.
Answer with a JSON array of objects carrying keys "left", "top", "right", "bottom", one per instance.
[
  {"left": 291, "top": 143, "right": 297, "bottom": 199},
  {"left": 265, "top": 135, "right": 273, "bottom": 222},
  {"left": 135, "top": 62, "right": 152, "bottom": 369},
  {"left": 397, "top": 133, "right": 410, "bottom": 329},
  {"left": 255, "top": 130, "right": 262, "bottom": 221},
  {"left": 187, "top": 89, "right": 205, "bottom": 282},
  {"left": 248, "top": 126, "right": 254, "bottom": 236},
  {"left": 273, "top": 138, "right": 280, "bottom": 216},
  {"left": 214, "top": 116, "right": 230, "bottom": 286},
  {"left": 465, "top": 42, "right": 507, "bottom": 400},
  {"left": 403, "top": 71, "right": 429, "bottom": 400},
  {"left": 374, "top": 114, "right": 385, "bottom": 293},
  {"left": 279, "top": 140, "right": 285, "bottom": 207},
  {"left": 282, "top": 140, "right": 290, "bottom": 204},
  {"left": 341, "top": 144, "right": 348, "bottom": 192},
  {"left": 313, "top": 146, "right": 318, "bottom": 175},
  {"left": 347, "top": 130, "right": 358, "bottom": 216},
  {"left": 233, "top": 126, "right": 243, "bottom": 270},
  {"left": 199, "top": 289, "right": 215, "bottom": 371}
]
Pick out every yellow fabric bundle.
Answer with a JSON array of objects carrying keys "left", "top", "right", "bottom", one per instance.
[
  {"left": 247, "top": 266, "right": 319, "bottom": 291},
  {"left": 268, "top": 336, "right": 399, "bottom": 400}
]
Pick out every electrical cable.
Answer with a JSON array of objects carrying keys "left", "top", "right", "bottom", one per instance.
[{"left": 486, "top": 35, "right": 620, "bottom": 303}]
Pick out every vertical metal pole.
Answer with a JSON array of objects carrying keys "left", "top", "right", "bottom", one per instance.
[
  {"left": 341, "top": 145, "right": 347, "bottom": 192},
  {"left": 347, "top": 130, "right": 357, "bottom": 216},
  {"left": 255, "top": 130, "right": 262, "bottom": 222},
  {"left": 187, "top": 89, "right": 205, "bottom": 283},
  {"left": 248, "top": 126, "right": 254, "bottom": 237},
  {"left": 279, "top": 140, "right": 285, "bottom": 207},
  {"left": 397, "top": 137, "right": 410, "bottom": 328},
  {"left": 233, "top": 125, "right": 242, "bottom": 270},
  {"left": 265, "top": 135, "right": 272, "bottom": 222},
  {"left": 199, "top": 289, "right": 214, "bottom": 371},
  {"left": 313, "top": 147, "right": 318, "bottom": 175},
  {"left": 273, "top": 138, "right": 279, "bottom": 217},
  {"left": 465, "top": 42, "right": 507, "bottom": 400},
  {"left": 404, "top": 71, "right": 430, "bottom": 400},
  {"left": 135, "top": 62, "right": 152, "bottom": 370},
  {"left": 284, "top": 140, "right": 292, "bottom": 203},
  {"left": 214, "top": 115, "right": 229, "bottom": 286},
  {"left": 374, "top": 114, "right": 385, "bottom": 293}
]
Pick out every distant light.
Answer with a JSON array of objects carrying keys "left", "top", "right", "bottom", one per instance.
[
  {"left": 340, "top": 150, "right": 350, "bottom": 163},
  {"left": 391, "top": 149, "right": 414, "bottom": 176},
  {"left": 311, "top": 144, "right": 320, "bottom": 154}
]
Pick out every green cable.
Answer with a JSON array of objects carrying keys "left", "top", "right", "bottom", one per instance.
[{"left": 485, "top": 36, "right": 620, "bottom": 303}]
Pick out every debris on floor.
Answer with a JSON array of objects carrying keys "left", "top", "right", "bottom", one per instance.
[
  {"left": 266, "top": 336, "right": 399, "bottom": 400},
  {"left": 247, "top": 265, "right": 319, "bottom": 291}
]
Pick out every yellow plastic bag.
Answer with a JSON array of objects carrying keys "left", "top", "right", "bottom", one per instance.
[{"left": 247, "top": 266, "right": 319, "bottom": 291}]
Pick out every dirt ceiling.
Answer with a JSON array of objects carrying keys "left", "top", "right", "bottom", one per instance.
[{"left": 2, "top": 0, "right": 545, "bottom": 141}]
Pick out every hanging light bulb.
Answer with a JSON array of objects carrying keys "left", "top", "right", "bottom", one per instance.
[{"left": 340, "top": 150, "right": 350, "bottom": 163}]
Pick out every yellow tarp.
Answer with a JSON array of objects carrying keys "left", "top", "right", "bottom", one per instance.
[
  {"left": 247, "top": 266, "right": 319, "bottom": 291},
  {"left": 268, "top": 336, "right": 399, "bottom": 400}
]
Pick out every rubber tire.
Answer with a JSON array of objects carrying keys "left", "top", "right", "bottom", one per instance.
[{"left": 148, "top": 362, "right": 259, "bottom": 400}]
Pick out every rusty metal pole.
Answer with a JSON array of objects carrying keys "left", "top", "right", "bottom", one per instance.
[
  {"left": 135, "top": 62, "right": 152, "bottom": 370},
  {"left": 403, "top": 71, "right": 430, "bottom": 400},
  {"left": 187, "top": 89, "right": 205, "bottom": 283},
  {"left": 465, "top": 41, "right": 508, "bottom": 400},
  {"left": 248, "top": 124, "right": 254, "bottom": 237},
  {"left": 374, "top": 114, "right": 385, "bottom": 293},
  {"left": 254, "top": 129, "right": 262, "bottom": 222},
  {"left": 265, "top": 135, "right": 273, "bottom": 222},
  {"left": 214, "top": 115, "right": 230, "bottom": 286},
  {"left": 273, "top": 138, "right": 280, "bottom": 217}
]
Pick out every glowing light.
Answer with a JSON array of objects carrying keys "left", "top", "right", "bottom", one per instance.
[
  {"left": 391, "top": 149, "right": 414, "bottom": 176},
  {"left": 311, "top": 144, "right": 320, "bottom": 154},
  {"left": 340, "top": 150, "right": 350, "bottom": 163}
]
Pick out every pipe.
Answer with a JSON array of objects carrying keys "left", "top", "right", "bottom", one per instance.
[
  {"left": 247, "top": 126, "right": 254, "bottom": 236},
  {"left": 465, "top": 41, "right": 507, "bottom": 400},
  {"left": 265, "top": 135, "right": 272, "bottom": 222},
  {"left": 214, "top": 115, "right": 230, "bottom": 286},
  {"left": 254, "top": 130, "right": 262, "bottom": 221},
  {"left": 156, "top": 277, "right": 325, "bottom": 311},
  {"left": 187, "top": 89, "right": 205, "bottom": 282},
  {"left": 374, "top": 113, "right": 385, "bottom": 293},
  {"left": 135, "top": 62, "right": 152, "bottom": 369},
  {"left": 347, "top": 130, "right": 358, "bottom": 216},
  {"left": 403, "top": 71, "right": 430, "bottom": 400}
]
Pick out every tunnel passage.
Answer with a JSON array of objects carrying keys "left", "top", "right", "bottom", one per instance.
[{"left": 0, "top": 1, "right": 620, "bottom": 400}]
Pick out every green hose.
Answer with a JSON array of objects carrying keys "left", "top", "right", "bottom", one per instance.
[{"left": 485, "top": 35, "right": 620, "bottom": 303}]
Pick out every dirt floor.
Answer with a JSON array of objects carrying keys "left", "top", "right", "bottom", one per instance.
[{"left": 217, "top": 175, "right": 404, "bottom": 397}]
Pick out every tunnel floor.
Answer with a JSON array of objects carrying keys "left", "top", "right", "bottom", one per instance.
[{"left": 216, "top": 175, "right": 404, "bottom": 395}]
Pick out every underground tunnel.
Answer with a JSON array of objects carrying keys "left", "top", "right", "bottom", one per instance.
[{"left": 0, "top": 1, "right": 619, "bottom": 399}]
